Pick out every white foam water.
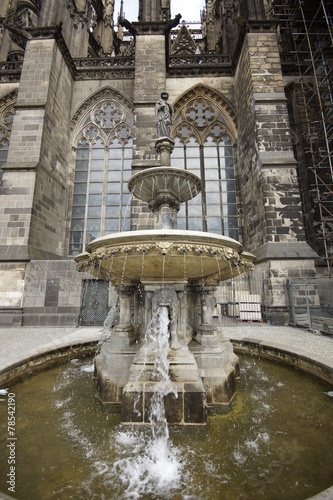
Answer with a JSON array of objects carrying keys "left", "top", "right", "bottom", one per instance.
[
  {"left": 111, "top": 428, "right": 183, "bottom": 499},
  {"left": 110, "top": 306, "right": 182, "bottom": 499}
]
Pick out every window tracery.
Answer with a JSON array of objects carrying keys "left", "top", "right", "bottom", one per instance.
[
  {"left": 69, "top": 98, "right": 133, "bottom": 255},
  {"left": 171, "top": 96, "right": 239, "bottom": 239}
]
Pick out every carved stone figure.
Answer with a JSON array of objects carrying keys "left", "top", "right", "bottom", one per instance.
[{"left": 155, "top": 91, "right": 173, "bottom": 138}]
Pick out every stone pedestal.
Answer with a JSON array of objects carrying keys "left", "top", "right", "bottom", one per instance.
[
  {"left": 155, "top": 136, "right": 175, "bottom": 166},
  {"left": 191, "top": 340, "right": 239, "bottom": 405},
  {"left": 121, "top": 344, "right": 206, "bottom": 425},
  {"left": 95, "top": 340, "right": 138, "bottom": 404}
]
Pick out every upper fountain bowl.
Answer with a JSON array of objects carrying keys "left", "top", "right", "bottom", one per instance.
[
  {"left": 74, "top": 229, "right": 256, "bottom": 286},
  {"left": 128, "top": 167, "right": 202, "bottom": 206}
]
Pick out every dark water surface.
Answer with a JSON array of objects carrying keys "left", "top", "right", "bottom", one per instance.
[{"left": 0, "top": 354, "right": 332, "bottom": 499}]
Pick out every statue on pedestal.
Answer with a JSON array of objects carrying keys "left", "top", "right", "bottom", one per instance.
[{"left": 155, "top": 91, "right": 173, "bottom": 138}]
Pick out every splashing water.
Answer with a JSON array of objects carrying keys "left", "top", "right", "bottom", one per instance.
[{"left": 111, "top": 306, "right": 182, "bottom": 498}]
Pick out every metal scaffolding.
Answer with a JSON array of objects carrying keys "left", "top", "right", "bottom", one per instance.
[{"left": 273, "top": 0, "right": 333, "bottom": 270}]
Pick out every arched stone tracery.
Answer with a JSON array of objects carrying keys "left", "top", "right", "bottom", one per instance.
[
  {"left": 69, "top": 87, "right": 134, "bottom": 255},
  {"left": 170, "top": 84, "right": 239, "bottom": 239}
]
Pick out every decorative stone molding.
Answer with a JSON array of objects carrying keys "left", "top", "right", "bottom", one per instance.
[
  {"left": 132, "top": 21, "right": 168, "bottom": 35},
  {"left": 74, "top": 55, "right": 135, "bottom": 80},
  {"left": 75, "top": 68, "right": 134, "bottom": 80},
  {"left": 156, "top": 241, "right": 173, "bottom": 255},
  {"left": 172, "top": 84, "right": 237, "bottom": 142},
  {"left": 75, "top": 231, "right": 255, "bottom": 285},
  {"left": 115, "top": 285, "right": 137, "bottom": 297},
  {"left": 74, "top": 56, "right": 134, "bottom": 68},
  {"left": 71, "top": 85, "right": 134, "bottom": 134},
  {"left": 66, "top": 0, "right": 90, "bottom": 30},
  {"left": 155, "top": 136, "right": 175, "bottom": 165},
  {"left": 171, "top": 22, "right": 196, "bottom": 55}
]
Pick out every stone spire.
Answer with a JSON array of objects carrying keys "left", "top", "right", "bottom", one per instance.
[
  {"left": 139, "top": 0, "right": 170, "bottom": 22},
  {"left": 117, "top": 0, "right": 124, "bottom": 41},
  {"left": 102, "top": 0, "right": 115, "bottom": 55}
]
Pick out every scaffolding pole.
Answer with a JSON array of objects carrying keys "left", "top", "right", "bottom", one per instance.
[{"left": 273, "top": 0, "right": 333, "bottom": 270}]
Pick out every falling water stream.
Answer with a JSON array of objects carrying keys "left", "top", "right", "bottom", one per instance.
[
  {"left": 1, "top": 348, "right": 333, "bottom": 499},
  {"left": 112, "top": 306, "right": 181, "bottom": 499}
]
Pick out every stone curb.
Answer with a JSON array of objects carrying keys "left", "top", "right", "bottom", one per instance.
[
  {"left": 230, "top": 337, "right": 333, "bottom": 385},
  {"left": 0, "top": 328, "right": 103, "bottom": 388}
]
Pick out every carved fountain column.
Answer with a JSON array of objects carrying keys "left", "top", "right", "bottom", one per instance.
[
  {"left": 195, "top": 285, "right": 220, "bottom": 347},
  {"left": 114, "top": 285, "right": 136, "bottom": 345}
]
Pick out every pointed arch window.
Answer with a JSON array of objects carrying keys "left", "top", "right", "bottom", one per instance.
[
  {"left": 171, "top": 98, "right": 239, "bottom": 239},
  {"left": 69, "top": 100, "right": 133, "bottom": 255}
]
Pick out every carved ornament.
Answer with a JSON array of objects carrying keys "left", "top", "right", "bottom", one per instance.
[{"left": 71, "top": 85, "right": 134, "bottom": 132}]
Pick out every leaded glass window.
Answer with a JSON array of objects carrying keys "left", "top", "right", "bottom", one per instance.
[
  {"left": 69, "top": 100, "right": 133, "bottom": 255},
  {"left": 171, "top": 98, "right": 239, "bottom": 240}
]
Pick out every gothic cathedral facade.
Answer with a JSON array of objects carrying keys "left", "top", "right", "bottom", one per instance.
[{"left": 0, "top": 0, "right": 331, "bottom": 326}]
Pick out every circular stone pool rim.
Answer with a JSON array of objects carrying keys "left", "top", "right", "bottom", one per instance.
[{"left": 0, "top": 328, "right": 332, "bottom": 500}]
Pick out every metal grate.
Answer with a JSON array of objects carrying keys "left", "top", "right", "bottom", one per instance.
[
  {"left": 80, "top": 279, "right": 109, "bottom": 326},
  {"left": 285, "top": 276, "right": 333, "bottom": 335}
]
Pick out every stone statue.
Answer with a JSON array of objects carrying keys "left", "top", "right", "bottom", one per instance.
[{"left": 155, "top": 91, "right": 174, "bottom": 139}]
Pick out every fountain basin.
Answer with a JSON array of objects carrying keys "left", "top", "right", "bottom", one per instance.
[
  {"left": 2, "top": 354, "right": 333, "bottom": 499},
  {"left": 128, "top": 166, "right": 202, "bottom": 204},
  {"left": 75, "top": 229, "right": 255, "bottom": 285}
]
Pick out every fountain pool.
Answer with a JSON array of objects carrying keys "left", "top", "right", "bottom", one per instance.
[{"left": 0, "top": 353, "right": 332, "bottom": 500}]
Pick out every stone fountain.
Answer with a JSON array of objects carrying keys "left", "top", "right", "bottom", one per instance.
[{"left": 75, "top": 96, "right": 255, "bottom": 425}]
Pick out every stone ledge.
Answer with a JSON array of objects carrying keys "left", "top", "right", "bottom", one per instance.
[
  {"left": 2, "top": 162, "right": 38, "bottom": 170},
  {"left": 258, "top": 151, "right": 297, "bottom": 168},
  {"left": 131, "top": 160, "right": 161, "bottom": 169},
  {"left": 253, "top": 92, "right": 287, "bottom": 103},
  {"left": 0, "top": 308, "right": 23, "bottom": 327},
  {"left": 0, "top": 245, "right": 63, "bottom": 261},
  {"left": 0, "top": 341, "right": 99, "bottom": 387},
  {"left": 252, "top": 242, "right": 318, "bottom": 262},
  {"left": 232, "top": 337, "right": 333, "bottom": 385}
]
